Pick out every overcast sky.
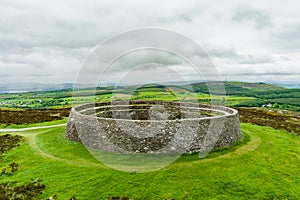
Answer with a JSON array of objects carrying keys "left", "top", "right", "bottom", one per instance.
[{"left": 1, "top": 0, "right": 300, "bottom": 84}]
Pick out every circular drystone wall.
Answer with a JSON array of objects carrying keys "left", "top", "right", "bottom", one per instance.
[{"left": 66, "top": 100, "right": 241, "bottom": 154}]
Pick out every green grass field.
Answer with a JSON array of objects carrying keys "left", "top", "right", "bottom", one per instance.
[
  {"left": 2, "top": 81, "right": 299, "bottom": 111},
  {"left": 1, "top": 123, "right": 299, "bottom": 199}
]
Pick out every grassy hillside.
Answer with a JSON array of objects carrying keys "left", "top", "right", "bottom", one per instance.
[
  {"left": 181, "top": 81, "right": 284, "bottom": 95},
  {"left": 0, "top": 123, "right": 299, "bottom": 199},
  {"left": 227, "top": 81, "right": 285, "bottom": 91}
]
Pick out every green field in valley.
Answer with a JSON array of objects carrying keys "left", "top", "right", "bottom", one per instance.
[{"left": 1, "top": 81, "right": 300, "bottom": 112}]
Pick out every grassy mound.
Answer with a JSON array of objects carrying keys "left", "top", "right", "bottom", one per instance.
[{"left": 0, "top": 124, "right": 299, "bottom": 199}]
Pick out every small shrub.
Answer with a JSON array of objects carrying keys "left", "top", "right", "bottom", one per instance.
[
  {"left": 110, "top": 196, "right": 129, "bottom": 200},
  {"left": 0, "top": 178, "right": 45, "bottom": 200},
  {"left": 0, "top": 134, "right": 23, "bottom": 155},
  {"left": 1, "top": 162, "right": 20, "bottom": 176}
]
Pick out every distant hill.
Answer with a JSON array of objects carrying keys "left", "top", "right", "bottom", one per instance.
[
  {"left": 269, "top": 83, "right": 300, "bottom": 89},
  {"left": 0, "top": 83, "right": 74, "bottom": 93},
  {"left": 0, "top": 81, "right": 291, "bottom": 94},
  {"left": 177, "top": 81, "right": 285, "bottom": 96},
  {"left": 227, "top": 81, "right": 286, "bottom": 91},
  {"left": 0, "top": 81, "right": 299, "bottom": 112}
]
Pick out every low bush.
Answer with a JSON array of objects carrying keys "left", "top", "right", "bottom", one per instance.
[{"left": 0, "top": 178, "right": 45, "bottom": 200}]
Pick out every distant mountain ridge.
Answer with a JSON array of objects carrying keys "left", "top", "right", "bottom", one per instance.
[
  {"left": 0, "top": 81, "right": 294, "bottom": 94},
  {"left": 0, "top": 83, "right": 74, "bottom": 93},
  {"left": 226, "top": 81, "right": 286, "bottom": 91},
  {"left": 268, "top": 83, "right": 300, "bottom": 89}
]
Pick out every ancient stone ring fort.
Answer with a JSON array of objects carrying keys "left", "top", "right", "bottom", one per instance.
[{"left": 66, "top": 100, "right": 241, "bottom": 154}]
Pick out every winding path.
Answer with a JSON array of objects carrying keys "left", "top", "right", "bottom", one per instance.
[
  {"left": 3, "top": 125, "right": 107, "bottom": 168},
  {"left": 0, "top": 124, "right": 66, "bottom": 133}
]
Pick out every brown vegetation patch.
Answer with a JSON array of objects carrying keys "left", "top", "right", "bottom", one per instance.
[
  {"left": 0, "top": 178, "right": 45, "bottom": 200},
  {"left": 236, "top": 107, "right": 300, "bottom": 135},
  {"left": 0, "top": 134, "right": 23, "bottom": 155},
  {"left": 0, "top": 108, "right": 70, "bottom": 125}
]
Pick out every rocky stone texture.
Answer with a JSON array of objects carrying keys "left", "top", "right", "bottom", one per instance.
[
  {"left": 66, "top": 111, "right": 80, "bottom": 142},
  {"left": 66, "top": 101, "right": 241, "bottom": 154}
]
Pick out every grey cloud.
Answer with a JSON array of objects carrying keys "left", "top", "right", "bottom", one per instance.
[
  {"left": 108, "top": 50, "right": 185, "bottom": 72},
  {"left": 0, "top": 0, "right": 201, "bottom": 50},
  {"left": 0, "top": 47, "right": 86, "bottom": 83},
  {"left": 205, "top": 45, "right": 273, "bottom": 64},
  {"left": 270, "top": 25, "right": 300, "bottom": 50},
  {"left": 237, "top": 55, "right": 273, "bottom": 64},
  {"left": 0, "top": 0, "right": 299, "bottom": 84},
  {"left": 233, "top": 5, "right": 273, "bottom": 30}
]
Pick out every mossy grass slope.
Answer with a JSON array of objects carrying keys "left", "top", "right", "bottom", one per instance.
[{"left": 0, "top": 123, "right": 299, "bottom": 199}]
